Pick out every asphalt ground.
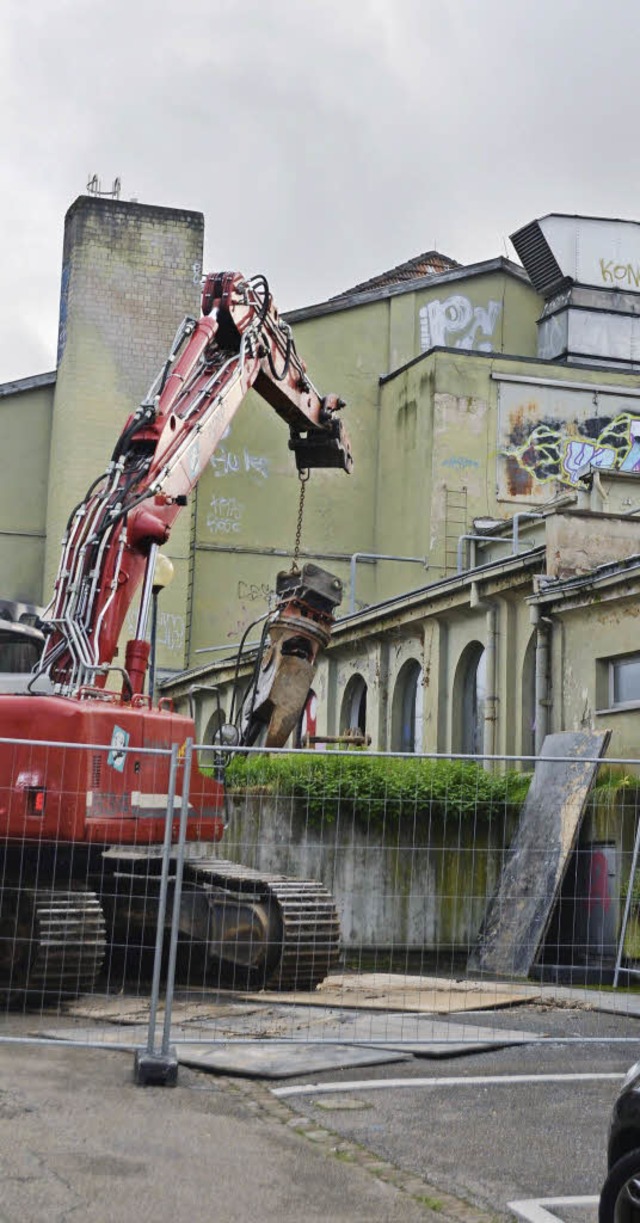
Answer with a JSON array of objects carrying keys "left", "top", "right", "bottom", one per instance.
[
  {"left": 1, "top": 996, "right": 639, "bottom": 1222},
  {"left": 0, "top": 1040, "right": 438, "bottom": 1223},
  {"left": 269, "top": 1002, "right": 640, "bottom": 1220}
]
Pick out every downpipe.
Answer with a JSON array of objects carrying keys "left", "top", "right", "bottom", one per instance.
[
  {"left": 483, "top": 602, "right": 498, "bottom": 767},
  {"left": 531, "top": 605, "right": 551, "bottom": 756}
]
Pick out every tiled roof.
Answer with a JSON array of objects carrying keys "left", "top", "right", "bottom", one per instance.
[{"left": 330, "top": 251, "right": 460, "bottom": 300}]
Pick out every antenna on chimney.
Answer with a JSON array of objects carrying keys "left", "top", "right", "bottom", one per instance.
[{"left": 86, "top": 174, "right": 121, "bottom": 200}]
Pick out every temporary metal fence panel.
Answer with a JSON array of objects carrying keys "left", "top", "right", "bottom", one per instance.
[
  {"left": 1, "top": 733, "right": 640, "bottom": 1061},
  {"left": 0, "top": 733, "right": 182, "bottom": 1055}
]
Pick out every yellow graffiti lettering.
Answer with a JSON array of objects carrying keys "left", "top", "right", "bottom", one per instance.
[{"left": 599, "top": 258, "right": 640, "bottom": 288}]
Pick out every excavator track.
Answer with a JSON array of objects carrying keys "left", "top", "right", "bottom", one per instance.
[
  {"left": 0, "top": 886, "right": 107, "bottom": 1004},
  {"left": 184, "top": 859, "right": 341, "bottom": 991}
]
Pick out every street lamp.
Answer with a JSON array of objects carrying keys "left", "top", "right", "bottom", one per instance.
[{"left": 149, "top": 552, "right": 175, "bottom": 705}]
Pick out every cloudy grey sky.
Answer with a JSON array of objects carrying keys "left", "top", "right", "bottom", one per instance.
[{"left": 1, "top": 0, "right": 639, "bottom": 383}]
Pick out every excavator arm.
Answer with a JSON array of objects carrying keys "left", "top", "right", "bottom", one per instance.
[
  {"left": 39, "top": 272, "right": 352, "bottom": 698},
  {"left": 0, "top": 273, "right": 351, "bottom": 1000}
]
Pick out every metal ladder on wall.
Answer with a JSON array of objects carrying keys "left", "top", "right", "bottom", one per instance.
[{"left": 444, "top": 487, "right": 468, "bottom": 575}]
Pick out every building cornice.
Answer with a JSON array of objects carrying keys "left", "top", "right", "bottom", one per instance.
[
  {"left": 531, "top": 551, "right": 640, "bottom": 612},
  {"left": 0, "top": 371, "right": 56, "bottom": 399}
]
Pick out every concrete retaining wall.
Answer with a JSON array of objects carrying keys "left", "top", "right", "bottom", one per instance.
[{"left": 216, "top": 794, "right": 519, "bottom": 952}]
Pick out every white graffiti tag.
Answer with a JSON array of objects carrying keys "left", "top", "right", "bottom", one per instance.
[
  {"left": 243, "top": 450, "right": 269, "bottom": 479},
  {"left": 207, "top": 496, "right": 244, "bottom": 535},
  {"left": 420, "top": 295, "right": 501, "bottom": 353},
  {"left": 562, "top": 440, "right": 617, "bottom": 483},
  {"left": 210, "top": 447, "right": 241, "bottom": 477},
  {"left": 157, "top": 612, "right": 185, "bottom": 652},
  {"left": 124, "top": 607, "right": 185, "bottom": 655},
  {"left": 210, "top": 447, "right": 269, "bottom": 479}
]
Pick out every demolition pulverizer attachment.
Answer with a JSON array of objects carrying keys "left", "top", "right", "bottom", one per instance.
[{"left": 240, "top": 563, "right": 343, "bottom": 748}]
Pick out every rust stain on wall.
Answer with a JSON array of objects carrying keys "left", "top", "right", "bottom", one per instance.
[
  {"left": 508, "top": 402, "right": 538, "bottom": 447},
  {"left": 505, "top": 454, "right": 533, "bottom": 496}
]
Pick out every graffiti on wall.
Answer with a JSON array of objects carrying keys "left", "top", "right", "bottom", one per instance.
[
  {"left": 209, "top": 445, "right": 269, "bottom": 479},
  {"left": 599, "top": 258, "right": 640, "bottom": 289},
  {"left": 502, "top": 408, "right": 640, "bottom": 492},
  {"left": 207, "top": 495, "right": 244, "bottom": 535},
  {"left": 442, "top": 455, "right": 480, "bottom": 472},
  {"left": 420, "top": 294, "right": 501, "bottom": 353},
  {"left": 537, "top": 312, "right": 567, "bottom": 362},
  {"left": 57, "top": 261, "right": 71, "bottom": 363},
  {"left": 156, "top": 611, "right": 186, "bottom": 652},
  {"left": 237, "top": 579, "right": 274, "bottom": 604},
  {"left": 496, "top": 380, "right": 640, "bottom": 499},
  {"left": 124, "top": 606, "right": 185, "bottom": 655}
]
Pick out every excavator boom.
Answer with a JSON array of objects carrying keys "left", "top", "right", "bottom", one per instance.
[
  {"left": 41, "top": 272, "right": 351, "bottom": 695},
  {"left": 0, "top": 269, "right": 352, "bottom": 1002}
]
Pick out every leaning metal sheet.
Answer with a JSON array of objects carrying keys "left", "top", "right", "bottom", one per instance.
[{"left": 469, "top": 731, "right": 611, "bottom": 978}]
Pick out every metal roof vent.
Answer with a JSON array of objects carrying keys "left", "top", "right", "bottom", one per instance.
[
  {"left": 511, "top": 213, "right": 640, "bottom": 297},
  {"left": 510, "top": 219, "right": 566, "bottom": 296},
  {"left": 510, "top": 214, "right": 640, "bottom": 368}
]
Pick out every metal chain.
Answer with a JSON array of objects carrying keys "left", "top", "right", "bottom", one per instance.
[{"left": 292, "top": 469, "right": 310, "bottom": 572}]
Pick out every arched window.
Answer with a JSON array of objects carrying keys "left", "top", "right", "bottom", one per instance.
[
  {"left": 340, "top": 674, "right": 367, "bottom": 736},
  {"left": 453, "top": 643, "right": 486, "bottom": 756},
  {"left": 199, "top": 707, "right": 227, "bottom": 771},
  {"left": 296, "top": 689, "right": 318, "bottom": 748},
  {"left": 391, "top": 660, "right": 423, "bottom": 752},
  {"left": 204, "top": 709, "right": 224, "bottom": 744}
]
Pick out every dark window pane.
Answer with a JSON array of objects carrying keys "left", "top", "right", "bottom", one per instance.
[{"left": 613, "top": 658, "right": 640, "bottom": 705}]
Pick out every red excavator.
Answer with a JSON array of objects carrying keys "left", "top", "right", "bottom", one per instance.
[{"left": 0, "top": 271, "right": 352, "bottom": 1001}]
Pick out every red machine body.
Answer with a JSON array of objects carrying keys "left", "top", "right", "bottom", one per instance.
[{"left": 0, "top": 695, "right": 224, "bottom": 846}]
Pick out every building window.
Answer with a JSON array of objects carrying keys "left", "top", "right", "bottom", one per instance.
[
  {"left": 391, "top": 660, "right": 423, "bottom": 752},
  {"left": 198, "top": 707, "right": 227, "bottom": 771},
  {"left": 204, "top": 708, "right": 226, "bottom": 745},
  {"left": 521, "top": 633, "right": 536, "bottom": 760},
  {"left": 296, "top": 689, "right": 318, "bottom": 748},
  {"left": 340, "top": 674, "right": 367, "bottom": 737},
  {"left": 453, "top": 643, "right": 486, "bottom": 756},
  {"left": 610, "top": 654, "right": 640, "bottom": 708}
]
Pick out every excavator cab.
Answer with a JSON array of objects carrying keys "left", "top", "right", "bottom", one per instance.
[{"left": 0, "top": 618, "right": 45, "bottom": 695}]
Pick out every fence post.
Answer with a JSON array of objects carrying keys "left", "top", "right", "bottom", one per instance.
[
  {"left": 160, "top": 738, "right": 194, "bottom": 1057},
  {"left": 134, "top": 742, "right": 182, "bottom": 1086}
]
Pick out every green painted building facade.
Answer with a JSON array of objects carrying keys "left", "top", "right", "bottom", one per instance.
[
  {"left": 0, "top": 372, "right": 54, "bottom": 607},
  {"left": 0, "top": 193, "right": 545, "bottom": 673},
  {"left": 7, "top": 198, "right": 640, "bottom": 766}
]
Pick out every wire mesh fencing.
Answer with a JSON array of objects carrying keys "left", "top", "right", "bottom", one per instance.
[
  {"left": 1, "top": 734, "right": 640, "bottom": 1060},
  {"left": 0, "top": 734, "right": 186, "bottom": 1054}
]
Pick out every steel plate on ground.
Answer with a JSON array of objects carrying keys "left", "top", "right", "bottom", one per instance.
[{"left": 177, "top": 1042, "right": 412, "bottom": 1078}]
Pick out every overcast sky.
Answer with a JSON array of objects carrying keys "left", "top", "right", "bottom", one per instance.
[{"left": 2, "top": 0, "right": 639, "bottom": 383}]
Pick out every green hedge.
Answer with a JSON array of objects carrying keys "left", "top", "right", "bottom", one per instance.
[{"left": 225, "top": 753, "right": 530, "bottom": 830}]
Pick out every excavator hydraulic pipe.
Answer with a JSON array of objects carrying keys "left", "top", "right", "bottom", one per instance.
[
  {"left": 127, "top": 509, "right": 171, "bottom": 550},
  {"left": 124, "top": 638, "right": 151, "bottom": 698}
]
